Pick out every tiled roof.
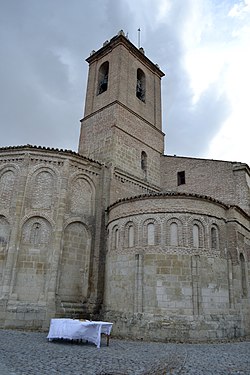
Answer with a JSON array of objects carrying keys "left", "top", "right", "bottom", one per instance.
[
  {"left": 108, "top": 191, "right": 250, "bottom": 218},
  {"left": 0, "top": 144, "right": 103, "bottom": 166}
]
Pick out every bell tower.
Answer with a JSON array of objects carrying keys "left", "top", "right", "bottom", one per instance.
[{"left": 78, "top": 30, "right": 165, "bottom": 187}]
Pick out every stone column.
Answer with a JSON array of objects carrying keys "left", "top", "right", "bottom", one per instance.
[
  {"left": 226, "top": 249, "right": 234, "bottom": 309},
  {"left": 2, "top": 153, "right": 30, "bottom": 298},
  {"left": 134, "top": 253, "right": 143, "bottom": 313},
  {"left": 43, "top": 158, "right": 70, "bottom": 327},
  {"left": 86, "top": 165, "right": 108, "bottom": 315},
  {"left": 191, "top": 255, "right": 201, "bottom": 316}
]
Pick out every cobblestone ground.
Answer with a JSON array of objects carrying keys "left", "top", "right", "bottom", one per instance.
[{"left": 0, "top": 329, "right": 249, "bottom": 375}]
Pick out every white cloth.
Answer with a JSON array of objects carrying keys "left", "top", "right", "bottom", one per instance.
[{"left": 47, "top": 319, "right": 113, "bottom": 348}]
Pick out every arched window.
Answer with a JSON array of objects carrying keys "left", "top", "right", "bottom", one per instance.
[
  {"left": 141, "top": 151, "right": 147, "bottom": 172},
  {"left": 193, "top": 224, "right": 199, "bottom": 248},
  {"left": 136, "top": 68, "right": 145, "bottom": 102},
  {"left": 211, "top": 226, "right": 219, "bottom": 249},
  {"left": 30, "top": 222, "right": 41, "bottom": 245},
  {"left": 114, "top": 227, "right": 119, "bottom": 249},
  {"left": 240, "top": 253, "right": 247, "bottom": 297},
  {"left": 147, "top": 223, "right": 155, "bottom": 245},
  {"left": 128, "top": 225, "right": 134, "bottom": 248},
  {"left": 97, "top": 61, "right": 109, "bottom": 95},
  {"left": 22, "top": 217, "right": 51, "bottom": 246},
  {"left": 170, "top": 222, "right": 178, "bottom": 246}
]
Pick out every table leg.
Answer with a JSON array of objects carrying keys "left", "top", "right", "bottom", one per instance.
[{"left": 106, "top": 334, "right": 110, "bottom": 347}]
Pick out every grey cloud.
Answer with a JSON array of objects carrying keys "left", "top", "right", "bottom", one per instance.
[
  {"left": 166, "top": 83, "right": 231, "bottom": 156},
  {"left": 0, "top": 1, "right": 108, "bottom": 150},
  {"left": 0, "top": 0, "right": 231, "bottom": 158}
]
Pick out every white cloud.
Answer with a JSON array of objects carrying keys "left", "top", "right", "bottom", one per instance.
[
  {"left": 201, "top": 0, "right": 250, "bottom": 165},
  {"left": 184, "top": 47, "right": 226, "bottom": 103},
  {"left": 228, "top": 0, "right": 250, "bottom": 18},
  {"left": 207, "top": 30, "right": 250, "bottom": 165},
  {"left": 155, "top": 0, "right": 172, "bottom": 23}
]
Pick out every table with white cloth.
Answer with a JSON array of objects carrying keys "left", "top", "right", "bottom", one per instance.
[{"left": 47, "top": 319, "right": 113, "bottom": 348}]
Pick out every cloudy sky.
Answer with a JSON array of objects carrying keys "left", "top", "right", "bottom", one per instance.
[{"left": 0, "top": 0, "right": 249, "bottom": 165}]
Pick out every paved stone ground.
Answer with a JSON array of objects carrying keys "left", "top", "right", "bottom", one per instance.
[{"left": 0, "top": 329, "right": 249, "bottom": 375}]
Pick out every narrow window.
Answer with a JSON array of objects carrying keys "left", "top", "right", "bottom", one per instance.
[
  {"left": 193, "top": 224, "right": 199, "bottom": 248},
  {"left": 97, "top": 61, "right": 109, "bottom": 95},
  {"left": 141, "top": 151, "right": 147, "bottom": 172},
  {"left": 0, "top": 236, "right": 5, "bottom": 244},
  {"left": 177, "top": 171, "right": 185, "bottom": 186},
  {"left": 114, "top": 227, "right": 119, "bottom": 249},
  {"left": 136, "top": 68, "right": 145, "bottom": 102},
  {"left": 240, "top": 253, "right": 247, "bottom": 297},
  {"left": 170, "top": 222, "right": 178, "bottom": 246},
  {"left": 30, "top": 222, "right": 41, "bottom": 245},
  {"left": 128, "top": 225, "right": 134, "bottom": 248},
  {"left": 211, "top": 227, "right": 218, "bottom": 249},
  {"left": 147, "top": 223, "right": 155, "bottom": 245}
]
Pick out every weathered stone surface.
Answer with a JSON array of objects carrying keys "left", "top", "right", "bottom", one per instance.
[{"left": 0, "top": 32, "right": 249, "bottom": 341}]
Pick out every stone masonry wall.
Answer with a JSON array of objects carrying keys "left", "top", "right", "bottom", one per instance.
[
  {"left": 103, "top": 195, "right": 250, "bottom": 340},
  {"left": 161, "top": 156, "right": 250, "bottom": 215},
  {"left": 79, "top": 102, "right": 164, "bottom": 188},
  {"left": 84, "top": 35, "right": 164, "bottom": 130},
  {"left": 0, "top": 147, "right": 103, "bottom": 329},
  {"left": 109, "top": 168, "right": 160, "bottom": 205}
]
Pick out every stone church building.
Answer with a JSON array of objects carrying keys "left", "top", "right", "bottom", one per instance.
[{"left": 0, "top": 31, "right": 249, "bottom": 341}]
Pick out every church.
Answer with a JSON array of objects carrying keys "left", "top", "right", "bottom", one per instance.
[{"left": 0, "top": 31, "right": 249, "bottom": 341}]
